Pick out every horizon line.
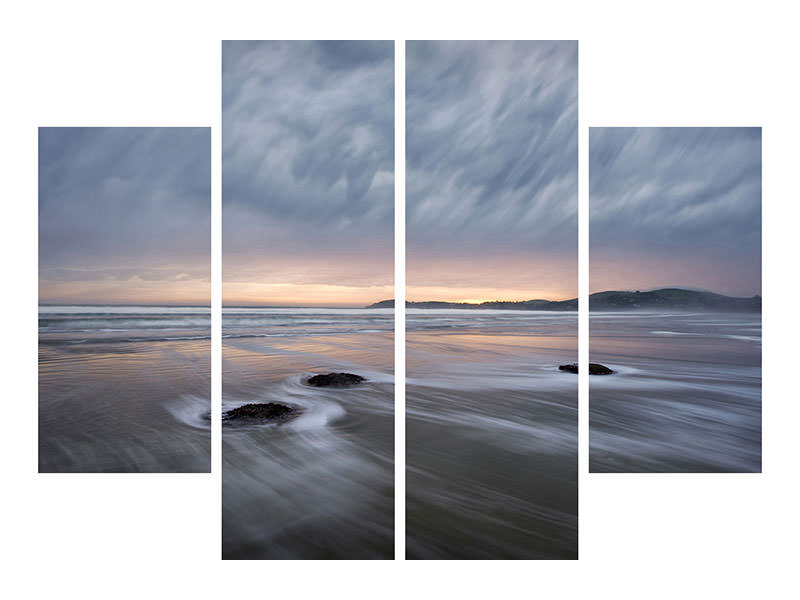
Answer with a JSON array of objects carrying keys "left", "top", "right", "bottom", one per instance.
[
  {"left": 38, "top": 286, "right": 762, "bottom": 309},
  {"left": 399, "top": 286, "right": 762, "bottom": 305},
  {"left": 39, "top": 302, "right": 212, "bottom": 308}
]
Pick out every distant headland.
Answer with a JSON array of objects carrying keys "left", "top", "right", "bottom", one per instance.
[{"left": 367, "top": 288, "right": 761, "bottom": 312}]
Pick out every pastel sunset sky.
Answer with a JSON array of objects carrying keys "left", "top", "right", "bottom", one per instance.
[
  {"left": 406, "top": 41, "right": 578, "bottom": 303},
  {"left": 222, "top": 41, "right": 394, "bottom": 307},
  {"left": 590, "top": 127, "right": 761, "bottom": 297},
  {"left": 38, "top": 127, "right": 210, "bottom": 305}
]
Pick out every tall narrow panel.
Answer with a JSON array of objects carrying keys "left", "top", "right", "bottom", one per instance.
[
  {"left": 221, "top": 41, "right": 394, "bottom": 559},
  {"left": 38, "top": 127, "right": 211, "bottom": 473},
  {"left": 406, "top": 41, "right": 578, "bottom": 559},
  {"left": 589, "top": 127, "right": 762, "bottom": 473}
]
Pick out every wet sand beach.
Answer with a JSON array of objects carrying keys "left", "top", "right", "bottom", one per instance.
[
  {"left": 406, "top": 310, "right": 578, "bottom": 559},
  {"left": 590, "top": 312, "right": 761, "bottom": 473},
  {"left": 222, "top": 309, "right": 394, "bottom": 559},
  {"left": 38, "top": 306, "right": 210, "bottom": 473}
]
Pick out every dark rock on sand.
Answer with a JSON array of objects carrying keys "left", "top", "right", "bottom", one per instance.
[
  {"left": 558, "top": 363, "right": 614, "bottom": 375},
  {"left": 223, "top": 402, "right": 303, "bottom": 424},
  {"left": 306, "top": 372, "right": 366, "bottom": 387}
]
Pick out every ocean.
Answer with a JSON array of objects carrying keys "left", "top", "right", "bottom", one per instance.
[
  {"left": 38, "top": 305, "right": 211, "bottom": 473},
  {"left": 406, "top": 309, "right": 578, "bottom": 559},
  {"left": 222, "top": 307, "right": 395, "bottom": 559},
  {"left": 590, "top": 311, "right": 762, "bottom": 472}
]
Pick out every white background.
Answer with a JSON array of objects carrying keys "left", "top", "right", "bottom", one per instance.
[{"left": 1, "top": 1, "right": 798, "bottom": 598}]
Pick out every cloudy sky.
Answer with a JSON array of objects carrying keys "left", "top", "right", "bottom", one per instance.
[
  {"left": 406, "top": 41, "right": 578, "bottom": 303},
  {"left": 39, "top": 127, "right": 210, "bottom": 305},
  {"left": 222, "top": 41, "right": 394, "bottom": 306},
  {"left": 590, "top": 128, "right": 761, "bottom": 296}
]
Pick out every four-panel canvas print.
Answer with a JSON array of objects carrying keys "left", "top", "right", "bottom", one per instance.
[{"left": 37, "top": 42, "right": 762, "bottom": 559}]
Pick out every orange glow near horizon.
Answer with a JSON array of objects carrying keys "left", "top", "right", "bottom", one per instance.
[
  {"left": 40, "top": 281, "right": 575, "bottom": 307},
  {"left": 222, "top": 282, "right": 394, "bottom": 307},
  {"left": 39, "top": 279, "right": 210, "bottom": 306},
  {"left": 40, "top": 254, "right": 581, "bottom": 307},
  {"left": 406, "top": 285, "right": 575, "bottom": 305},
  {"left": 406, "top": 253, "right": 577, "bottom": 304}
]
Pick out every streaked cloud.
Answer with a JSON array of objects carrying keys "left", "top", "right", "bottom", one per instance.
[
  {"left": 590, "top": 127, "right": 761, "bottom": 296},
  {"left": 222, "top": 41, "right": 394, "bottom": 306},
  {"left": 38, "top": 127, "right": 210, "bottom": 305},
  {"left": 406, "top": 41, "right": 578, "bottom": 301}
]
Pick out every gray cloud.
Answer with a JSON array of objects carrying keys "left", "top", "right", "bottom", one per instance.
[
  {"left": 38, "top": 127, "right": 210, "bottom": 300},
  {"left": 406, "top": 41, "right": 578, "bottom": 263},
  {"left": 222, "top": 41, "right": 394, "bottom": 276},
  {"left": 590, "top": 127, "right": 761, "bottom": 295}
]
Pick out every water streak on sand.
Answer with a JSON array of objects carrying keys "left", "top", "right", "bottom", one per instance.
[
  {"left": 591, "top": 312, "right": 761, "bottom": 473},
  {"left": 39, "top": 305, "right": 211, "bottom": 473},
  {"left": 406, "top": 309, "right": 578, "bottom": 559},
  {"left": 222, "top": 308, "right": 394, "bottom": 559}
]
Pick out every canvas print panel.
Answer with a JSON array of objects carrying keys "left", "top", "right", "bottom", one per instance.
[
  {"left": 38, "top": 127, "right": 211, "bottom": 473},
  {"left": 589, "top": 127, "right": 762, "bottom": 473},
  {"left": 405, "top": 41, "right": 578, "bottom": 559},
  {"left": 221, "top": 41, "right": 394, "bottom": 559}
]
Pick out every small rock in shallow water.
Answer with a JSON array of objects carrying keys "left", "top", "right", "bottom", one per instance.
[
  {"left": 223, "top": 402, "right": 303, "bottom": 423},
  {"left": 306, "top": 372, "right": 366, "bottom": 387},
  {"left": 558, "top": 363, "right": 614, "bottom": 375}
]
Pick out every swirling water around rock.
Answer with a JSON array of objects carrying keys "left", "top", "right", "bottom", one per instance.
[
  {"left": 38, "top": 305, "right": 210, "bottom": 473},
  {"left": 222, "top": 308, "right": 394, "bottom": 559}
]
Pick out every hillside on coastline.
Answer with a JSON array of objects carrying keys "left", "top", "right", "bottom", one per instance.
[
  {"left": 367, "top": 298, "right": 577, "bottom": 310},
  {"left": 368, "top": 288, "right": 761, "bottom": 312},
  {"left": 588, "top": 288, "right": 761, "bottom": 312}
]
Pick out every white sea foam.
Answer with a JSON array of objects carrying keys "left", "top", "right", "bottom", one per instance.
[
  {"left": 650, "top": 330, "right": 705, "bottom": 336},
  {"left": 165, "top": 394, "right": 211, "bottom": 430}
]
